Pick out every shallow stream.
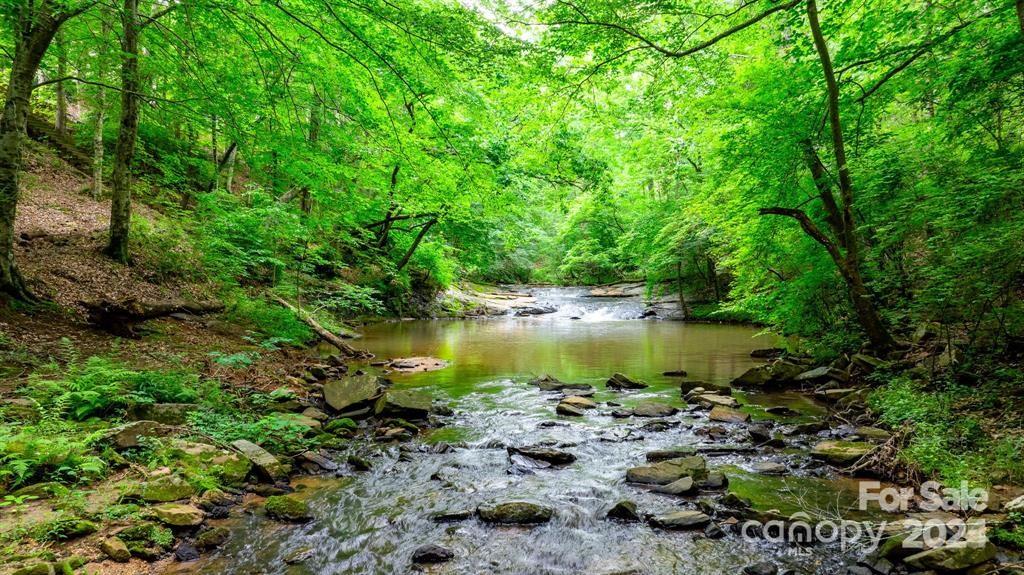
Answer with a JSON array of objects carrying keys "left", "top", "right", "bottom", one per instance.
[{"left": 178, "top": 287, "right": 873, "bottom": 575}]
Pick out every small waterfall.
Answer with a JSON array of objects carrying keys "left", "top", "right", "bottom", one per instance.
[{"left": 509, "top": 286, "right": 646, "bottom": 320}]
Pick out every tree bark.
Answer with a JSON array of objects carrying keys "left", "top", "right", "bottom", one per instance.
[
  {"left": 84, "top": 297, "right": 224, "bottom": 337},
  {"left": 395, "top": 217, "right": 437, "bottom": 271},
  {"left": 91, "top": 86, "right": 105, "bottom": 199},
  {"left": 806, "top": 0, "right": 894, "bottom": 351},
  {"left": 55, "top": 30, "right": 68, "bottom": 135},
  {"left": 271, "top": 296, "right": 369, "bottom": 357},
  {"left": 0, "top": 4, "right": 68, "bottom": 301},
  {"left": 676, "top": 260, "right": 690, "bottom": 317},
  {"left": 106, "top": 0, "right": 140, "bottom": 263},
  {"left": 223, "top": 145, "right": 237, "bottom": 193},
  {"left": 1017, "top": 0, "right": 1024, "bottom": 37}
]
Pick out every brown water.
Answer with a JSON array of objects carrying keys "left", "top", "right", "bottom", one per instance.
[{"left": 183, "top": 294, "right": 875, "bottom": 575}]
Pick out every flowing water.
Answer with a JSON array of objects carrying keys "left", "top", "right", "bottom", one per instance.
[{"left": 180, "top": 288, "right": 875, "bottom": 575}]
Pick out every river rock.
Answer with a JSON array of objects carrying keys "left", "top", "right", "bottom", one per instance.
[
  {"left": 323, "top": 375, "right": 382, "bottom": 413},
  {"left": 750, "top": 348, "right": 784, "bottom": 359},
  {"left": 265, "top": 495, "right": 312, "bottom": 522},
  {"left": 301, "top": 407, "right": 329, "bottom": 421},
  {"left": 477, "top": 501, "right": 553, "bottom": 524},
  {"left": 606, "top": 500, "right": 640, "bottom": 521},
  {"left": 606, "top": 372, "right": 648, "bottom": 390},
  {"left": 652, "top": 476, "right": 695, "bottom": 495},
  {"left": 152, "top": 503, "right": 205, "bottom": 526},
  {"left": 695, "top": 394, "right": 739, "bottom": 408},
  {"left": 649, "top": 510, "right": 711, "bottom": 529},
  {"left": 626, "top": 455, "right": 706, "bottom": 485},
  {"left": 231, "top": 439, "right": 287, "bottom": 482},
  {"left": 100, "top": 537, "right": 131, "bottom": 562},
  {"left": 556, "top": 402, "right": 586, "bottom": 416},
  {"left": 810, "top": 440, "right": 874, "bottom": 465},
  {"left": 646, "top": 447, "right": 697, "bottom": 461},
  {"left": 903, "top": 533, "right": 995, "bottom": 571},
  {"left": 855, "top": 426, "right": 892, "bottom": 442},
  {"left": 561, "top": 395, "right": 597, "bottom": 409},
  {"left": 731, "top": 365, "right": 771, "bottom": 387},
  {"left": 514, "top": 305, "right": 556, "bottom": 316},
  {"left": 698, "top": 471, "right": 729, "bottom": 489},
  {"left": 731, "top": 360, "right": 804, "bottom": 388},
  {"left": 764, "top": 405, "right": 800, "bottom": 417},
  {"left": 508, "top": 446, "right": 576, "bottom": 466},
  {"left": 795, "top": 365, "right": 848, "bottom": 383},
  {"left": 851, "top": 353, "right": 886, "bottom": 372},
  {"left": 412, "top": 544, "right": 454, "bottom": 564},
  {"left": 632, "top": 402, "right": 678, "bottom": 417},
  {"left": 388, "top": 357, "right": 448, "bottom": 372},
  {"left": 194, "top": 526, "right": 230, "bottom": 551},
  {"left": 663, "top": 370, "right": 688, "bottom": 377},
  {"left": 169, "top": 440, "right": 252, "bottom": 486},
  {"left": 376, "top": 389, "right": 432, "bottom": 420},
  {"left": 751, "top": 462, "right": 788, "bottom": 475},
  {"left": 708, "top": 406, "right": 750, "bottom": 423}
]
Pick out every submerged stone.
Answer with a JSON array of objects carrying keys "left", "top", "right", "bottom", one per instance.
[
  {"left": 477, "top": 501, "right": 553, "bottom": 524},
  {"left": 411, "top": 544, "right": 454, "bottom": 564},
  {"left": 605, "top": 500, "right": 640, "bottom": 521},
  {"left": 376, "top": 389, "right": 432, "bottom": 420},
  {"left": 265, "top": 495, "right": 312, "bottom": 523},
  {"left": 507, "top": 446, "right": 576, "bottom": 466}
]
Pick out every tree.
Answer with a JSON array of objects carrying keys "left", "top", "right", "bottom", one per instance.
[
  {"left": 105, "top": 0, "right": 140, "bottom": 263},
  {"left": 0, "top": 1, "right": 92, "bottom": 300}
]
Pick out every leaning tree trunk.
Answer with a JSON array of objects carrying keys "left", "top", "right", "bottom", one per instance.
[
  {"left": 0, "top": 8, "right": 65, "bottom": 301},
  {"left": 55, "top": 30, "right": 68, "bottom": 135},
  {"left": 107, "top": 0, "right": 140, "bottom": 263}
]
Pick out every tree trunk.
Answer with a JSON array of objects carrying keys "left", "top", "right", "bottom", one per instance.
[
  {"left": 55, "top": 30, "right": 68, "bottom": 135},
  {"left": 91, "top": 87, "right": 105, "bottom": 199},
  {"left": 1017, "top": 0, "right": 1024, "bottom": 37},
  {"left": 395, "top": 218, "right": 437, "bottom": 271},
  {"left": 707, "top": 257, "right": 720, "bottom": 301},
  {"left": 805, "top": 0, "right": 895, "bottom": 351},
  {"left": 106, "top": 0, "right": 140, "bottom": 264},
  {"left": 0, "top": 6, "right": 66, "bottom": 301},
  {"left": 676, "top": 260, "right": 690, "bottom": 318},
  {"left": 223, "top": 143, "right": 237, "bottom": 193}
]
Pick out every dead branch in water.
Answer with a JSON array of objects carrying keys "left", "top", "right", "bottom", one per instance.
[{"left": 271, "top": 296, "right": 372, "bottom": 358}]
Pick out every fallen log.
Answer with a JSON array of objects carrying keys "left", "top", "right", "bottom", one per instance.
[
  {"left": 83, "top": 298, "right": 224, "bottom": 337},
  {"left": 271, "top": 296, "right": 372, "bottom": 358}
]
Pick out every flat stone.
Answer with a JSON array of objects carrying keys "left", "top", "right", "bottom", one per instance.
[
  {"left": 194, "top": 526, "right": 230, "bottom": 550},
  {"left": 168, "top": 440, "right": 251, "bottom": 487},
  {"left": 152, "top": 503, "right": 205, "bottom": 526},
  {"left": 128, "top": 403, "right": 196, "bottom": 425},
  {"left": 301, "top": 407, "right": 329, "bottom": 421},
  {"left": 556, "top": 402, "right": 586, "bottom": 416},
  {"left": 606, "top": 372, "right": 648, "bottom": 390},
  {"left": 810, "top": 440, "right": 874, "bottom": 465},
  {"left": 477, "top": 501, "right": 553, "bottom": 524},
  {"left": 323, "top": 375, "right": 382, "bottom": 412},
  {"left": 645, "top": 447, "right": 697, "bottom": 461},
  {"left": 904, "top": 535, "right": 995, "bottom": 571},
  {"left": 696, "top": 394, "right": 739, "bottom": 408},
  {"left": 650, "top": 510, "right": 711, "bottom": 529},
  {"left": 751, "top": 462, "right": 788, "bottom": 475},
  {"left": 652, "top": 476, "right": 695, "bottom": 495},
  {"left": 708, "top": 405, "right": 750, "bottom": 423},
  {"left": 231, "top": 439, "right": 288, "bottom": 482},
  {"left": 855, "top": 426, "right": 892, "bottom": 442},
  {"left": 626, "top": 455, "right": 706, "bottom": 485},
  {"left": 561, "top": 395, "right": 597, "bottom": 409},
  {"left": 388, "top": 357, "right": 448, "bottom": 372},
  {"left": 632, "top": 402, "right": 678, "bottom": 417},
  {"left": 698, "top": 471, "right": 729, "bottom": 489},
  {"left": 507, "top": 446, "right": 576, "bottom": 466}
]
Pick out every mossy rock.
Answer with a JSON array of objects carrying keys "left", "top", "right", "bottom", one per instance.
[
  {"left": 166, "top": 440, "right": 253, "bottom": 487},
  {"left": 35, "top": 519, "right": 98, "bottom": 542},
  {"left": 135, "top": 474, "right": 195, "bottom": 502},
  {"left": 264, "top": 495, "right": 312, "bottom": 523},
  {"left": 195, "top": 526, "right": 231, "bottom": 550},
  {"left": 12, "top": 564, "right": 54, "bottom": 575},
  {"left": 100, "top": 537, "right": 132, "bottom": 562},
  {"left": 324, "top": 418, "right": 357, "bottom": 434},
  {"left": 119, "top": 522, "right": 174, "bottom": 550}
]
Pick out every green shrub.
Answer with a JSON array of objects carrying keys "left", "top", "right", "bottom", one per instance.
[
  {"left": 187, "top": 411, "right": 312, "bottom": 454},
  {"left": 224, "top": 293, "right": 313, "bottom": 346},
  {"left": 132, "top": 216, "right": 204, "bottom": 282},
  {"left": 0, "top": 422, "right": 107, "bottom": 488}
]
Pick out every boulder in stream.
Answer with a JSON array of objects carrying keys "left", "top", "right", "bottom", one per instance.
[
  {"left": 556, "top": 402, "right": 586, "bottom": 416},
  {"left": 810, "top": 440, "right": 874, "bottom": 465},
  {"left": 231, "top": 439, "right": 288, "bottom": 482},
  {"left": 264, "top": 495, "right": 312, "bottom": 523},
  {"left": 649, "top": 510, "right": 711, "bottom": 529},
  {"left": 605, "top": 500, "right": 640, "bottom": 521},
  {"left": 323, "top": 375, "right": 383, "bottom": 413},
  {"left": 626, "top": 455, "right": 706, "bottom": 485},
  {"left": 477, "top": 501, "right": 553, "bottom": 524},
  {"left": 632, "top": 402, "right": 678, "bottom": 417},
  {"left": 694, "top": 394, "right": 739, "bottom": 409},
  {"left": 560, "top": 395, "right": 597, "bottom": 409},
  {"left": 708, "top": 405, "right": 750, "bottom": 423},
  {"left": 507, "top": 446, "right": 576, "bottom": 466},
  {"left": 376, "top": 389, "right": 432, "bottom": 420},
  {"left": 412, "top": 544, "right": 454, "bottom": 564},
  {"left": 652, "top": 476, "right": 695, "bottom": 495},
  {"left": 606, "top": 372, "right": 648, "bottom": 390}
]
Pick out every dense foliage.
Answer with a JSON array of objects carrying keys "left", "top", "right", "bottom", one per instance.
[{"left": 2, "top": 1, "right": 1023, "bottom": 349}]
